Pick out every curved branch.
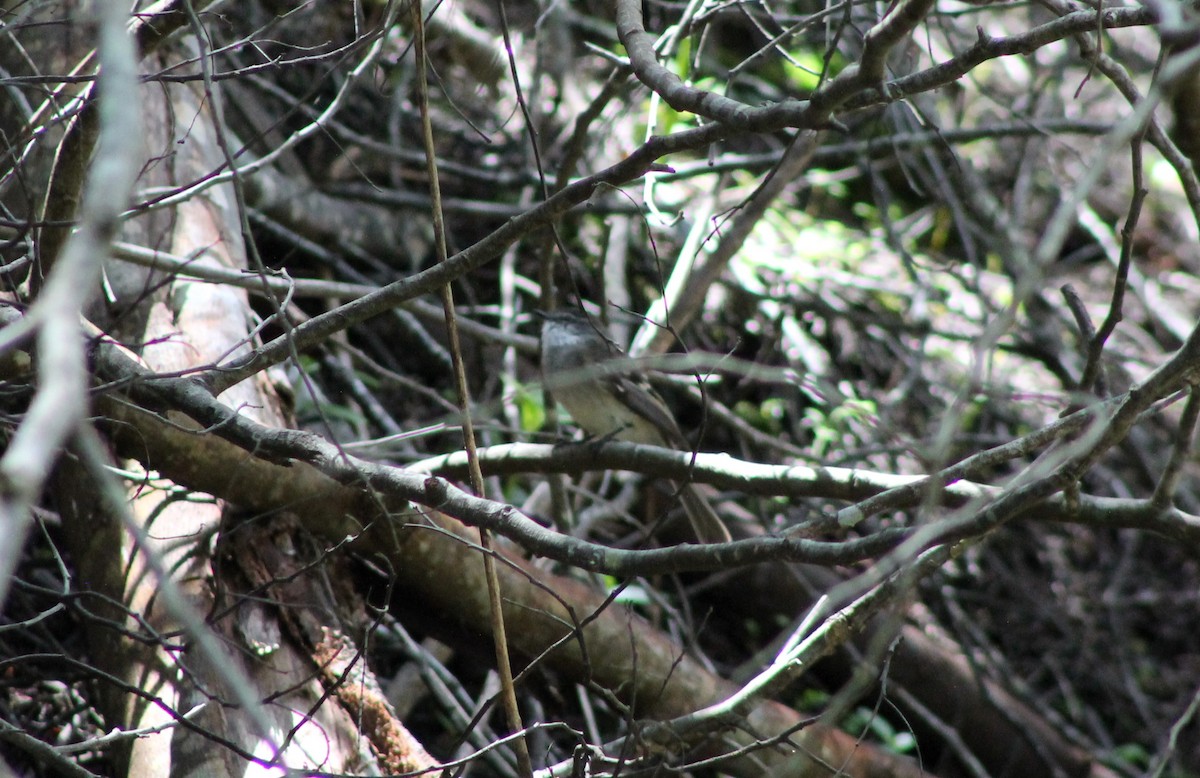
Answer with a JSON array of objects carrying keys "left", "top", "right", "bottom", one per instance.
[{"left": 83, "top": 314, "right": 1200, "bottom": 575}]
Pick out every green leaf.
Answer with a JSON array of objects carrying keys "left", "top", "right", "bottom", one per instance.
[{"left": 513, "top": 382, "right": 546, "bottom": 434}]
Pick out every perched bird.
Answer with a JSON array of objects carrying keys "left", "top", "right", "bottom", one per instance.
[{"left": 537, "top": 308, "right": 730, "bottom": 544}]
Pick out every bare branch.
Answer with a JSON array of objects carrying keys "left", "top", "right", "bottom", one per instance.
[{"left": 0, "top": 1, "right": 142, "bottom": 607}]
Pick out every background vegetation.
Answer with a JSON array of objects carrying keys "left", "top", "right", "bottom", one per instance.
[{"left": 0, "top": 0, "right": 1198, "bottom": 775}]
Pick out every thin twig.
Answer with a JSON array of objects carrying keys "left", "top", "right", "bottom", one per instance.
[
  {"left": 410, "top": 1, "right": 532, "bottom": 774},
  {"left": 1151, "top": 384, "right": 1200, "bottom": 508}
]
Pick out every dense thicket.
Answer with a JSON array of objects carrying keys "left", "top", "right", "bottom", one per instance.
[{"left": 0, "top": 0, "right": 1198, "bottom": 776}]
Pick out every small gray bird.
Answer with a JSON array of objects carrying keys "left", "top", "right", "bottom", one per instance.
[{"left": 537, "top": 308, "right": 731, "bottom": 544}]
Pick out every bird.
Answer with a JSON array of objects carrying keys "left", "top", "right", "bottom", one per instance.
[{"left": 537, "top": 308, "right": 731, "bottom": 544}]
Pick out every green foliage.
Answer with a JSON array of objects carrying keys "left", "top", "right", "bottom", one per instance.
[
  {"left": 734, "top": 397, "right": 786, "bottom": 434},
  {"left": 610, "top": 579, "right": 652, "bottom": 606},
  {"left": 512, "top": 379, "right": 546, "bottom": 434},
  {"left": 291, "top": 355, "right": 369, "bottom": 429},
  {"left": 955, "top": 393, "right": 988, "bottom": 434},
  {"left": 734, "top": 208, "right": 872, "bottom": 287},
  {"left": 791, "top": 691, "right": 917, "bottom": 757},
  {"left": 843, "top": 707, "right": 918, "bottom": 755},
  {"left": 805, "top": 398, "right": 877, "bottom": 459},
  {"left": 780, "top": 50, "right": 835, "bottom": 93},
  {"left": 1107, "top": 742, "right": 1150, "bottom": 771},
  {"left": 795, "top": 687, "right": 830, "bottom": 712}
]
